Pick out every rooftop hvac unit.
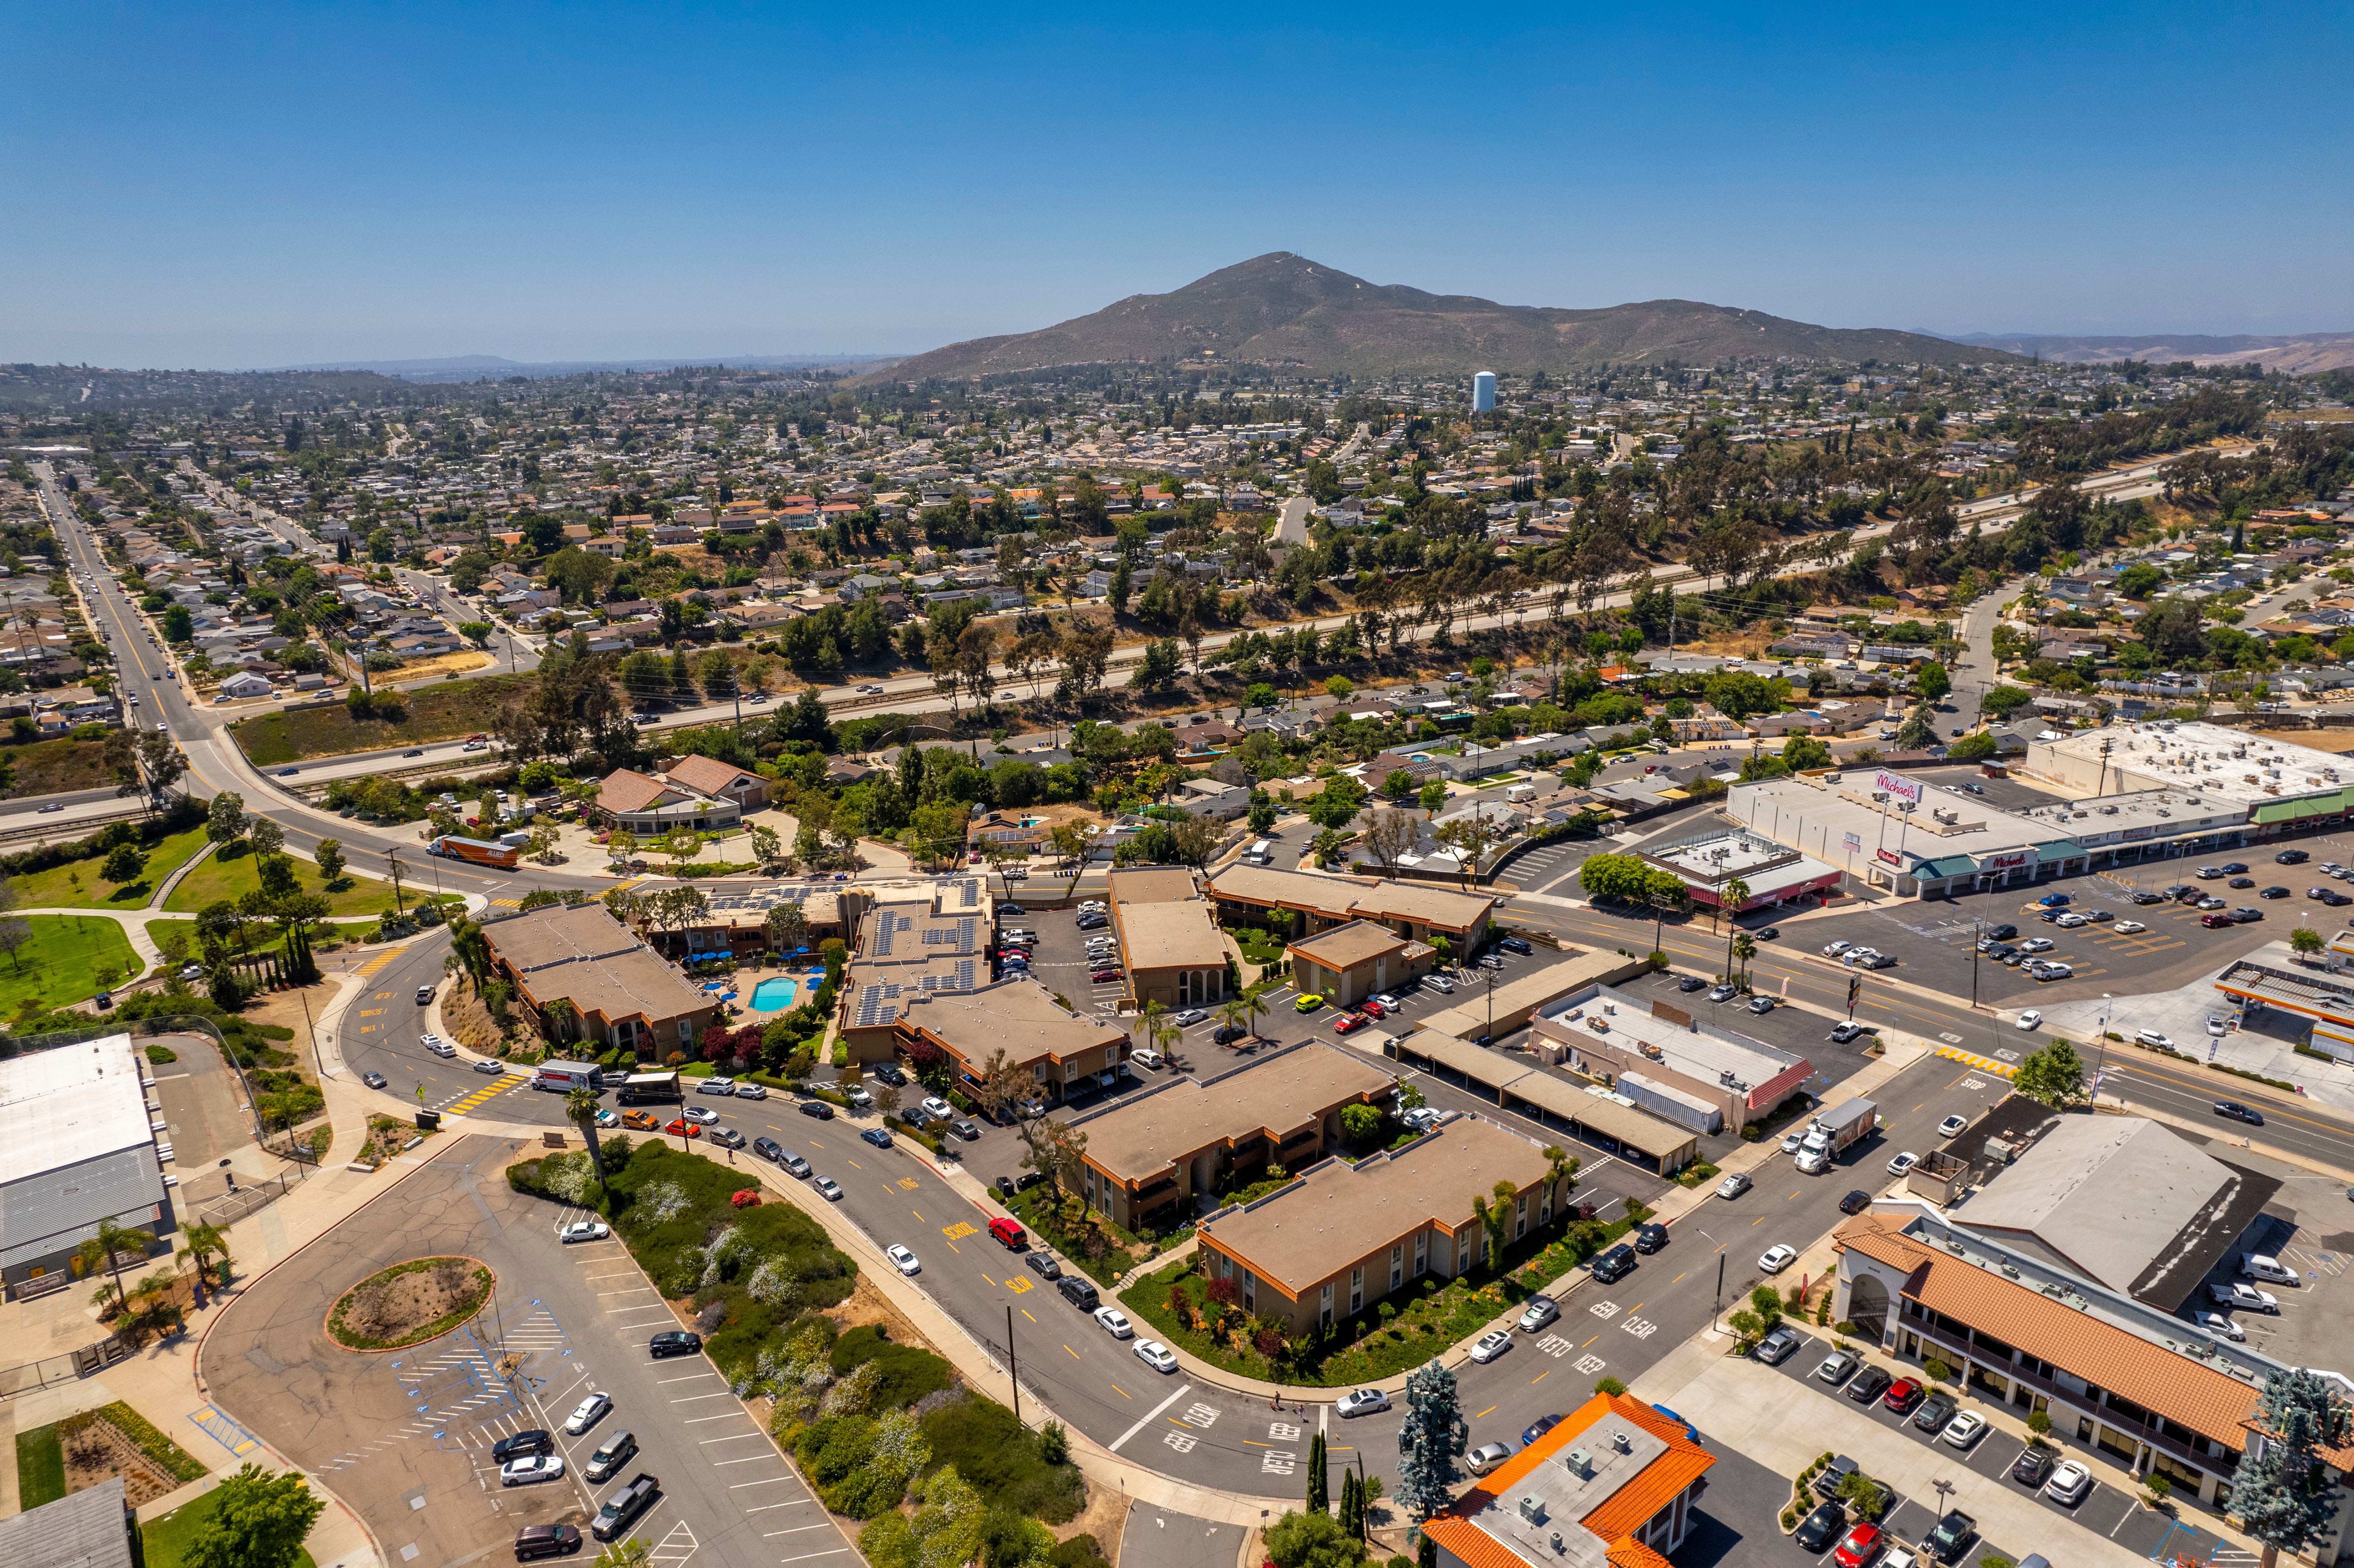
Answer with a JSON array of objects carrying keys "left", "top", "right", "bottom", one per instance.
[
  {"left": 1563, "top": 1448, "right": 1593, "bottom": 1478},
  {"left": 1551, "top": 1531, "right": 1566, "bottom": 1554},
  {"left": 1610, "top": 1430, "right": 1633, "bottom": 1452},
  {"left": 1519, "top": 1496, "right": 1549, "bottom": 1526},
  {"left": 2101, "top": 806, "right": 2119, "bottom": 814}
]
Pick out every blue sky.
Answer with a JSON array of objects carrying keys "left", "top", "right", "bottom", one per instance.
[{"left": 6, "top": 1, "right": 2347, "bottom": 367}]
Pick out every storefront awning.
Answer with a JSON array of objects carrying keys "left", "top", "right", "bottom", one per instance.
[
  {"left": 1915, "top": 855, "right": 1976, "bottom": 879},
  {"left": 2035, "top": 838, "right": 2087, "bottom": 864},
  {"left": 2255, "top": 787, "right": 2354, "bottom": 825}
]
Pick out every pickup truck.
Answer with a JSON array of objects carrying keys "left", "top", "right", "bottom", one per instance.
[
  {"left": 1923, "top": 1510, "right": 1976, "bottom": 1562},
  {"left": 593, "top": 1473, "right": 661, "bottom": 1542}
]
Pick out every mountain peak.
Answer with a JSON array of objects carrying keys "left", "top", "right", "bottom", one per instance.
[{"left": 869, "top": 257, "right": 2015, "bottom": 382}]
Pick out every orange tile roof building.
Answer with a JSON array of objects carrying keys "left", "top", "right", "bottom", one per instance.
[
  {"left": 1834, "top": 1203, "right": 2354, "bottom": 1514},
  {"left": 1422, "top": 1392, "right": 1714, "bottom": 1568}
]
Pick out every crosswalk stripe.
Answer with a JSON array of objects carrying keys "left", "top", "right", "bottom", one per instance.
[{"left": 1935, "top": 1045, "right": 2017, "bottom": 1078}]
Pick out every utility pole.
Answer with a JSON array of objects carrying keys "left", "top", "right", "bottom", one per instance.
[{"left": 1005, "top": 1305, "right": 1021, "bottom": 1426}]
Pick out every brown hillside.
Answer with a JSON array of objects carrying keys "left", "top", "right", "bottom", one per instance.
[{"left": 865, "top": 253, "right": 2018, "bottom": 382}]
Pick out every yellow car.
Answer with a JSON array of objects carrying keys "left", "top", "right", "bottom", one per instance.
[{"left": 1295, "top": 993, "right": 1326, "bottom": 1013}]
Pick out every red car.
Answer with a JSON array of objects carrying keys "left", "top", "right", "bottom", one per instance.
[
  {"left": 1333, "top": 1014, "right": 1367, "bottom": 1035},
  {"left": 664, "top": 1118, "right": 701, "bottom": 1139},
  {"left": 1361, "top": 999, "right": 1388, "bottom": 1018},
  {"left": 1881, "top": 1376, "right": 1921, "bottom": 1413},
  {"left": 1091, "top": 970, "right": 1123, "bottom": 984},
  {"left": 1832, "top": 1522, "right": 1883, "bottom": 1568}
]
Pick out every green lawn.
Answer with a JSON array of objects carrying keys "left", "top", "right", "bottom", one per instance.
[
  {"left": 0, "top": 915, "right": 144, "bottom": 1014},
  {"left": 166, "top": 842, "right": 421, "bottom": 917},
  {"left": 15, "top": 1423, "right": 64, "bottom": 1509},
  {"left": 13, "top": 828, "right": 211, "bottom": 910},
  {"left": 143, "top": 1485, "right": 318, "bottom": 1568}
]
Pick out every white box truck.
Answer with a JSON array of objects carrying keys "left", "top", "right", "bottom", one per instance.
[
  {"left": 532, "top": 1061, "right": 605, "bottom": 1093},
  {"left": 1809, "top": 1097, "right": 1878, "bottom": 1158}
]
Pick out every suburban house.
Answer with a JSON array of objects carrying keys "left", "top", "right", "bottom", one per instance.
[
  {"left": 1173, "top": 777, "right": 1252, "bottom": 820},
  {"left": 481, "top": 902, "right": 720, "bottom": 1059}
]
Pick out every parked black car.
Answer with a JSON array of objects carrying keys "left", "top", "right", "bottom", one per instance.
[
  {"left": 492, "top": 1430, "right": 553, "bottom": 1463},
  {"left": 799, "top": 1100, "right": 835, "bottom": 1120},
  {"left": 1985, "top": 923, "right": 2018, "bottom": 940},
  {"left": 2011, "top": 1445, "right": 2056, "bottom": 1486},
  {"left": 1793, "top": 1503, "right": 1846, "bottom": 1553},
  {"left": 1057, "top": 1274, "right": 1099, "bottom": 1311},
  {"left": 1631, "top": 1223, "right": 1669, "bottom": 1254},
  {"left": 871, "top": 1062, "right": 907, "bottom": 1086},
  {"left": 2278, "top": 849, "right": 2311, "bottom": 864},
  {"left": 1845, "top": 1367, "right": 1892, "bottom": 1404},
  {"left": 1912, "top": 1392, "right": 1959, "bottom": 1432},
  {"left": 1677, "top": 975, "right": 1707, "bottom": 993},
  {"left": 648, "top": 1330, "right": 702, "bottom": 1359},
  {"left": 1839, "top": 1190, "right": 1873, "bottom": 1215},
  {"left": 1591, "top": 1244, "right": 1637, "bottom": 1283}
]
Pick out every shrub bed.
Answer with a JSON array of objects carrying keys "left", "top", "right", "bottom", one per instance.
[{"left": 326, "top": 1257, "right": 495, "bottom": 1351}]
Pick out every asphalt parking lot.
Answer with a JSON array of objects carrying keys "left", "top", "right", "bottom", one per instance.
[
  {"left": 1753, "top": 1323, "right": 2242, "bottom": 1568},
  {"left": 198, "top": 1136, "right": 855, "bottom": 1568},
  {"left": 1787, "top": 870, "right": 2291, "bottom": 1012},
  {"left": 2191, "top": 1169, "right": 2354, "bottom": 1370}
]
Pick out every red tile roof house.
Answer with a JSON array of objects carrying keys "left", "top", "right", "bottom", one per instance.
[
  {"left": 594, "top": 768, "right": 741, "bottom": 837},
  {"left": 661, "top": 754, "right": 771, "bottom": 812}
]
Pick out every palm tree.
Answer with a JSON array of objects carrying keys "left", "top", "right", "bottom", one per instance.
[
  {"left": 1215, "top": 997, "right": 1252, "bottom": 1048},
  {"left": 176, "top": 1221, "right": 231, "bottom": 1293},
  {"left": 542, "top": 997, "right": 579, "bottom": 1046},
  {"left": 78, "top": 1219, "right": 154, "bottom": 1316},
  {"left": 1719, "top": 876, "right": 1751, "bottom": 977},
  {"left": 566, "top": 1086, "right": 609, "bottom": 1190},
  {"left": 1732, "top": 933, "right": 1757, "bottom": 989},
  {"left": 127, "top": 1269, "right": 178, "bottom": 1326},
  {"left": 1136, "top": 1001, "right": 1169, "bottom": 1058}
]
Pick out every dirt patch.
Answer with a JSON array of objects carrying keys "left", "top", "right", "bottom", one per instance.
[
  {"left": 388, "top": 651, "right": 494, "bottom": 683},
  {"left": 60, "top": 1417, "right": 179, "bottom": 1504},
  {"left": 1678, "top": 629, "right": 1777, "bottom": 659},
  {"left": 326, "top": 1255, "right": 495, "bottom": 1351},
  {"left": 831, "top": 1272, "right": 935, "bottom": 1350},
  {"left": 2250, "top": 727, "right": 2354, "bottom": 754},
  {"left": 1052, "top": 1478, "right": 1129, "bottom": 1557}
]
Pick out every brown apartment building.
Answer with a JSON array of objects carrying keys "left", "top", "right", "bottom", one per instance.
[
  {"left": 481, "top": 902, "right": 722, "bottom": 1059},
  {"left": 893, "top": 978, "right": 1130, "bottom": 1109},
  {"left": 1105, "top": 866, "right": 1231, "bottom": 1011},
  {"left": 1196, "top": 1113, "right": 1566, "bottom": 1335},
  {"left": 835, "top": 882, "right": 992, "bottom": 1063},
  {"left": 1064, "top": 1045, "right": 1397, "bottom": 1230},
  {"left": 1286, "top": 919, "right": 1436, "bottom": 1007},
  {"left": 1205, "top": 863, "right": 1496, "bottom": 952}
]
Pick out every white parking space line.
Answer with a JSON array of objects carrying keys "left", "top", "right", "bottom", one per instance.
[
  {"left": 712, "top": 1456, "right": 774, "bottom": 1466},
  {"left": 670, "top": 1393, "right": 733, "bottom": 1403},
  {"left": 685, "top": 1412, "right": 755, "bottom": 1424},
  {"left": 658, "top": 1372, "right": 719, "bottom": 1383},
  {"left": 701, "top": 1433, "right": 766, "bottom": 1443},
  {"left": 746, "top": 1501, "right": 807, "bottom": 1511},
  {"left": 777, "top": 1552, "right": 848, "bottom": 1564},
  {"left": 730, "top": 1478, "right": 798, "bottom": 1488},
  {"left": 766, "top": 1525, "right": 831, "bottom": 1536}
]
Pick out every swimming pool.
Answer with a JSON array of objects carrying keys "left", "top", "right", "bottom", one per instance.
[{"left": 751, "top": 977, "right": 799, "bottom": 1011}]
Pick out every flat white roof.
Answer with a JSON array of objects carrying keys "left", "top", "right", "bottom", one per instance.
[
  {"left": 0, "top": 1034, "right": 154, "bottom": 1185},
  {"left": 1647, "top": 828, "right": 1794, "bottom": 879},
  {"left": 2039, "top": 722, "right": 2352, "bottom": 805}
]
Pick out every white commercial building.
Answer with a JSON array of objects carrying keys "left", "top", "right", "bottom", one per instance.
[
  {"left": 1726, "top": 770, "right": 2252, "bottom": 900},
  {"left": 0, "top": 1034, "right": 174, "bottom": 1293},
  {"left": 2024, "top": 722, "right": 2354, "bottom": 837}
]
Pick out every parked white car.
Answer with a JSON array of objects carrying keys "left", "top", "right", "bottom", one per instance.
[
  {"left": 1093, "top": 1306, "right": 1133, "bottom": 1339},
  {"left": 1133, "top": 1340, "right": 1178, "bottom": 1373},
  {"left": 1468, "top": 1330, "right": 1513, "bottom": 1364},
  {"left": 564, "top": 1392, "right": 613, "bottom": 1435},
  {"left": 885, "top": 1245, "right": 921, "bottom": 1277},
  {"left": 1758, "top": 1245, "right": 1798, "bottom": 1274}
]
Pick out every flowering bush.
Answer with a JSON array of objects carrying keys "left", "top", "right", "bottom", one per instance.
[{"left": 731, "top": 1189, "right": 762, "bottom": 1208}]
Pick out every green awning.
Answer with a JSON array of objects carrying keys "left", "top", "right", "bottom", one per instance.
[
  {"left": 2036, "top": 839, "right": 2087, "bottom": 864},
  {"left": 1916, "top": 855, "right": 1976, "bottom": 878},
  {"left": 2255, "top": 787, "right": 2354, "bottom": 825}
]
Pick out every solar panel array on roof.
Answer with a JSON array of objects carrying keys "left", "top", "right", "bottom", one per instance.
[
  {"left": 919, "top": 960, "right": 978, "bottom": 990},
  {"left": 871, "top": 913, "right": 914, "bottom": 956},
  {"left": 920, "top": 917, "right": 979, "bottom": 949},
  {"left": 945, "top": 878, "right": 981, "bottom": 909}
]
